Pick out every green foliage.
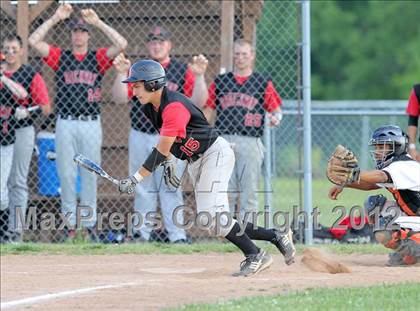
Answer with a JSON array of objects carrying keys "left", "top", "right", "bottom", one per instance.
[
  {"left": 170, "top": 283, "right": 420, "bottom": 311},
  {"left": 256, "top": 0, "right": 420, "bottom": 99}
]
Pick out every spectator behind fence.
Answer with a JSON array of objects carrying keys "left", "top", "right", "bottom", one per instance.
[
  {"left": 203, "top": 39, "right": 283, "bottom": 222},
  {"left": 406, "top": 83, "right": 420, "bottom": 161},
  {"left": 29, "top": 4, "right": 127, "bottom": 240},
  {"left": 1, "top": 52, "right": 30, "bottom": 242},
  {"left": 1, "top": 35, "right": 51, "bottom": 243},
  {"left": 111, "top": 26, "right": 208, "bottom": 243}
]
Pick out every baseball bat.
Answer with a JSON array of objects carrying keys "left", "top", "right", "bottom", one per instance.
[
  {"left": 27, "top": 106, "right": 41, "bottom": 112},
  {"left": 73, "top": 154, "right": 120, "bottom": 186}
]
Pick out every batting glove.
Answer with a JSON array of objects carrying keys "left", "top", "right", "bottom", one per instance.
[
  {"left": 15, "top": 107, "right": 29, "bottom": 120},
  {"left": 162, "top": 159, "right": 181, "bottom": 188},
  {"left": 119, "top": 175, "right": 140, "bottom": 194}
]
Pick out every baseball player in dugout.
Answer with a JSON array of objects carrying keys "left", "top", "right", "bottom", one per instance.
[
  {"left": 117, "top": 59, "right": 295, "bottom": 277},
  {"left": 406, "top": 83, "right": 420, "bottom": 161},
  {"left": 28, "top": 4, "right": 127, "bottom": 240},
  {"left": 203, "top": 39, "right": 283, "bottom": 222},
  {"left": 111, "top": 25, "right": 208, "bottom": 243},
  {"left": 328, "top": 125, "right": 420, "bottom": 266},
  {"left": 0, "top": 35, "right": 51, "bottom": 243}
]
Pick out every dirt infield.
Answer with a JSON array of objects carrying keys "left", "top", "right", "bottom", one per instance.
[{"left": 2, "top": 252, "right": 419, "bottom": 310}]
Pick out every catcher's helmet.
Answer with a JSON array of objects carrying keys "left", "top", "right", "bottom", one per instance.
[
  {"left": 368, "top": 125, "right": 408, "bottom": 169},
  {"left": 122, "top": 59, "right": 167, "bottom": 92}
]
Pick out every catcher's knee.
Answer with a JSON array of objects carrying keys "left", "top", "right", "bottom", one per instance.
[{"left": 374, "top": 230, "right": 400, "bottom": 249}]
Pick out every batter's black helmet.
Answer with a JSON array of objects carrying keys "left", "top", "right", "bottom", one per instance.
[
  {"left": 122, "top": 59, "right": 167, "bottom": 92},
  {"left": 368, "top": 125, "right": 408, "bottom": 168}
]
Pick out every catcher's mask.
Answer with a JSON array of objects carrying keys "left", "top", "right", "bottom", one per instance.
[
  {"left": 368, "top": 125, "right": 408, "bottom": 169},
  {"left": 122, "top": 59, "right": 167, "bottom": 92}
]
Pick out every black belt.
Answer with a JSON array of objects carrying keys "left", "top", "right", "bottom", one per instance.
[{"left": 60, "top": 114, "right": 99, "bottom": 121}]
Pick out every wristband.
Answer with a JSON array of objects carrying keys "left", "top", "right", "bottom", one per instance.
[
  {"left": 143, "top": 148, "right": 167, "bottom": 172},
  {"left": 408, "top": 143, "right": 416, "bottom": 150},
  {"left": 132, "top": 171, "right": 143, "bottom": 183}
]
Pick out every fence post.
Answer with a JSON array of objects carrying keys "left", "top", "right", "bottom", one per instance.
[
  {"left": 17, "top": 0, "right": 29, "bottom": 64},
  {"left": 263, "top": 114, "right": 273, "bottom": 228},
  {"left": 220, "top": 0, "right": 234, "bottom": 74},
  {"left": 361, "top": 116, "right": 370, "bottom": 170},
  {"left": 302, "top": 0, "right": 313, "bottom": 245}
]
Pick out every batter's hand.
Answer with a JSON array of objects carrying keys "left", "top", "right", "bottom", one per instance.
[
  {"left": 162, "top": 159, "right": 181, "bottom": 188},
  {"left": 53, "top": 4, "right": 73, "bottom": 21},
  {"left": 189, "top": 54, "right": 208, "bottom": 76},
  {"left": 14, "top": 107, "right": 29, "bottom": 120},
  {"left": 118, "top": 176, "right": 138, "bottom": 195},
  {"left": 81, "top": 9, "right": 101, "bottom": 26},
  {"left": 113, "top": 53, "right": 131, "bottom": 74},
  {"left": 328, "top": 185, "right": 343, "bottom": 200}
]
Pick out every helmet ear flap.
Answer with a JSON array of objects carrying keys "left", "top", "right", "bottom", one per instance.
[{"left": 144, "top": 77, "right": 167, "bottom": 92}]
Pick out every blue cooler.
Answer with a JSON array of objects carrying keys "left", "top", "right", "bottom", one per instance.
[{"left": 36, "top": 131, "right": 80, "bottom": 196}]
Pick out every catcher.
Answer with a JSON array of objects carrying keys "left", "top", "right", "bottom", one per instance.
[{"left": 327, "top": 125, "right": 420, "bottom": 266}]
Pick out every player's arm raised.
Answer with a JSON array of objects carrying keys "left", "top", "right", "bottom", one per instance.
[
  {"left": 111, "top": 53, "right": 131, "bottom": 104},
  {"left": 81, "top": 9, "right": 127, "bottom": 59},
  {"left": 29, "top": 4, "right": 73, "bottom": 57}
]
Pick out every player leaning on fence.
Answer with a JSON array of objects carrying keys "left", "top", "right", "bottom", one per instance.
[
  {"left": 28, "top": 4, "right": 127, "bottom": 240},
  {"left": 117, "top": 59, "right": 295, "bottom": 277},
  {"left": 203, "top": 39, "right": 283, "bottom": 222},
  {"left": 1, "top": 35, "right": 51, "bottom": 243}
]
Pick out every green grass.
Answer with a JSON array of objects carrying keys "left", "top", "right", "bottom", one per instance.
[
  {"left": 168, "top": 283, "right": 420, "bottom": 311},
  {"left": 0, "top": 241, "right": 388, "bottom": 256},
  {"left": 262, "top": 178, "right": 388, "bottom": 226}
]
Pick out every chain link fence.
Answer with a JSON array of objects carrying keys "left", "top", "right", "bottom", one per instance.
[{"left": 0, "top": 1, "right": 408, "bottom": 244}]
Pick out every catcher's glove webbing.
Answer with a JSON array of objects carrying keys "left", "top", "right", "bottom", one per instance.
[{"left": 326, "top": 144, "right": 360, "bottom": 186}]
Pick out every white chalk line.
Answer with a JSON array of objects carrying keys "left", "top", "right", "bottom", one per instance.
[{"left": 1, "top": 282, "right": 137, "bottom": 310}]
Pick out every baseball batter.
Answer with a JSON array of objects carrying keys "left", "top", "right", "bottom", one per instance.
[
  {"left": 204, "top": 39, "right": 283, "bottom": 220},
  {"left": 1, "top": 35, "right": 51, "bottom": 242},
  {"left": 118, "top": 59, "right": 295, "bottom": 277},
  {"left": 328, "top": 125, "right": 420, "bottom": 266},
  {"left": 29, "top": 4, "right": 127, "bottom": 238},
  {"left": 111, "top": 26, "right": 208, "bottom": 243}
]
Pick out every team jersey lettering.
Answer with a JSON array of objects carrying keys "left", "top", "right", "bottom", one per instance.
[
  {"left": 180, "top": 137, "right": 200, "bottom": 157},
  {"left": 87, "top": 88, "right": 102, "bottom": 103},
  {"left": 64, "top": 70, "right": 99, "bottom": 86},
  {"left": 220, "top": 92, "right": 259, "bottom": 110},
  {"left": 244, "top": 113, "right": 263, "bottom": 127}
]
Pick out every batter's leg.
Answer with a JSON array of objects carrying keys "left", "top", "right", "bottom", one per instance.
[{"left": 158, "top": 158, "right": 187, "bottom": 242}]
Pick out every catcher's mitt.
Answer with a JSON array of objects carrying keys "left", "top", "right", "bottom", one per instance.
[{"left": 326, "top": 145, "right": 360, "bottom": 186}]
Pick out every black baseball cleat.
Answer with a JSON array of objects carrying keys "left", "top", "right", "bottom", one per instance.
[
  {"left": 232, "top": 249, "right": 273, "bottom": 277},
  {"left": 271, "top": 228, "right": 296, "bottom": 265}
]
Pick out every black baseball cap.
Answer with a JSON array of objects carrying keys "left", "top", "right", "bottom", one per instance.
[
  {"left": 147, "top": 26, "right": 171, "bottom": 42},
  {"left": 71, "top": 18, "right": 90, "bottom": 32}
]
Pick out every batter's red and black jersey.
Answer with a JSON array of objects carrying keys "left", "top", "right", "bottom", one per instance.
[
  {"left": 54, "top": 50, "right": 105, "bottom": 117},
  {"left": 385, "top": 156, "right": 420, "bottom": 216},
  {"left": 130, "top": 58, "right": 189, "bottom": 134},
  {"left": 213, "top": 72, "right": 269, "bottom": 137},
  {"left": 142, "top": 87, "right": 219, "bottom": 162},
  {"left": 0, "top": 64, "right": 49, "bottom": 129}
]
